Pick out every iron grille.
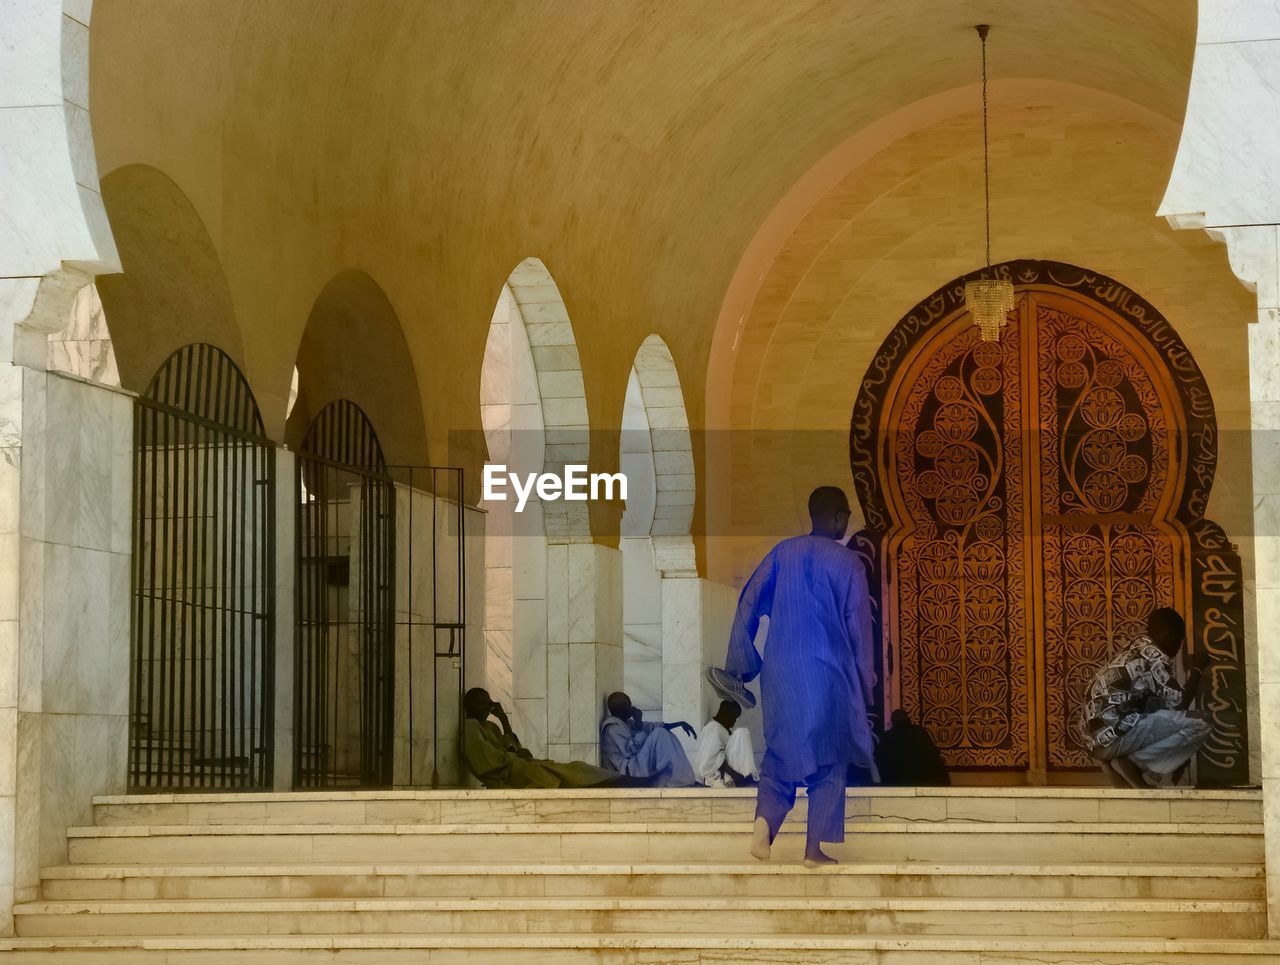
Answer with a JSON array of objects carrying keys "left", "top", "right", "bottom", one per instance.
[
  {"left": 389, "top": 465, "right": 466, "bottom": 788},
  {"left": 295, "top": 400, "right": 395, "bottom": 787},
  {"left": 129, "top": 343, "right": 276, "bottom": 791}
]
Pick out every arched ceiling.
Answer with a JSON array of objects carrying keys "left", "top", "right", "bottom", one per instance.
[
  {"left": 89, "top": 0, "right": 1197, "bottom": 484},
  {"left": 705, "top": 92, "right": 1256, "bottom": 584}
]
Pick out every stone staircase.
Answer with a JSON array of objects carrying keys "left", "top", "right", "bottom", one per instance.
[{"left": 1, "top": 787, "right": 1277, "bottom": 962}]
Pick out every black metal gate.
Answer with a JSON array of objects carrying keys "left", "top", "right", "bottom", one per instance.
[
  {"left": 129, "top": 343, "right": 276, "bottom": 791},
  {"left": 295, "top": 400, "right": 395, "bottom": 787}
]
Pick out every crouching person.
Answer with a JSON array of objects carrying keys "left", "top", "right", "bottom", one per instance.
[
  {"left": 694, "top": 699, "right": 759, "bottom": 787},
  {"left": 1080, "top": 608, "right": 1212, "bottom": 788}
]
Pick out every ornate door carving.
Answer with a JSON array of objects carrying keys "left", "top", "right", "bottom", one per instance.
[
  {"left": 890, "top": 316, "right": 1029, "bottom": 767},
  {"left": 851, "top": 262, "right": 1249, "bottom": 783}
]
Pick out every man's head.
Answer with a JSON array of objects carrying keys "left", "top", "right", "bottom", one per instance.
[
  {"left": 714, "top": 699, "right": 742, "bottom": 728},
  {"left": 1147, "top": 607, "right": 1187, "bottom": 656},
  {"left": 808, "top": 486, "right": 852, "bottom": 540},
  {"left": 890, "top": 708, "right": 911, "bottom": 729},
  {"left": 606, "top": 691, "right": 634, "bottom": 721},
  {"left": 463, "top": 687, "right": 493, "bottom": 720}
]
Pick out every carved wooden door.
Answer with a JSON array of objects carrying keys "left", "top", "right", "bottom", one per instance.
[{"left": 883, "top": 288, "right": 1186, "bottom": 778}]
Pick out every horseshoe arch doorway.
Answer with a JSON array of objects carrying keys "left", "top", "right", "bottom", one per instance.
[{"left": 850, "top": 261, "right": 1248, "bottom": 785}]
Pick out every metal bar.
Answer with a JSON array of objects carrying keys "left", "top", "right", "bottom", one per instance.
[
  {"left": 406, "top": 469, "right": 414, "bottom": 786},
  {"left": 135, "top": 396, "right": 271, "bottom": 447},
  {"left": 431, "top": 468, "right": 439, "bottom": 787},
  {"left": 456, "top": 468, "right": 466, "bottom": 789},
  {"left": 217, "top": 377, "right": 233, "bottom": 789},
  {"left": 230, "top": 371, "right": 244, "bottom": 783},
  {"left": 160, "top": 409, "right": 178, "bottom": 786},
  {"left": 191, "top": 343, "right": 212, "bottom": 786},
  {"left": 128, "top": 402, "right": 147, "bottom": 788}
]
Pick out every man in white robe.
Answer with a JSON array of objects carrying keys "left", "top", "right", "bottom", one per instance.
[{"left": 694, "top": 699, "right": 759, "bottom": 787}]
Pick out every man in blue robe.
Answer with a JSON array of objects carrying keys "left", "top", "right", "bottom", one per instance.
[
  {"left": 600, "top": 692, "right": 697, "bottom": 787},
  {"left": 725, "top": 486, "right": 875, "bottom": 866}
]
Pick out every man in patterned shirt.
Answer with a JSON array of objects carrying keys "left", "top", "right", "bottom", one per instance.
[{"left": 1080, "top": 608, "right": 1211, "bottom": 788}]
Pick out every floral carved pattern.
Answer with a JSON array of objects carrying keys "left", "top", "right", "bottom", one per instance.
[
  {"left": 897, "top": 321, "right": 1027, "bottom": 766},
  {"left": 1037, "top": 303, "right": 1175, "bottom": 768},
  {"left": 851, "top": 261, "right": 1248, "bottom": 783}
]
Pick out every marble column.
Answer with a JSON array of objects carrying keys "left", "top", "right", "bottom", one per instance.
[
  {"left": 11, "top": 371, "right": 131, "bottom": 916},
  {"left": 0, "top": 1, "right": 123, "bottom": 936},
  {"left": 1244, "top": 229, "right": 1280, "bottom": 933},
  {"left": 545, "top": 542, "right": 622, "bottom": 764},
  {"left": 1157, "top": 1, "right": 1280, "bottom": 933}
]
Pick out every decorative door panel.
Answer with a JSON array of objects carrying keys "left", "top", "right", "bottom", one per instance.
[
  {"left": 1034, "top": 298, "right": 1180, "bottom": 769},
  {"left": 851, "top": 261, "right": 1249, "bottom": 783},
  {"left": 894, "top": 319, "right": 1029, "bottom": 768}
]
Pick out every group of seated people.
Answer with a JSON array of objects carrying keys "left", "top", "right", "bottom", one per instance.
[
  {"left": 465, "top": 607, "right": 1212, "bottom": 791},
  {"left": 463, "top": 687, "right": 760, "bottom": 789},
  {"left": 464, "top": 684, "right": 954, "bottom": 790}
]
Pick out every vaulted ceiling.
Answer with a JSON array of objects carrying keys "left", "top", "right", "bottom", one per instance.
[{"left": 89, "top": 1, "right": 1206, "bottom": 548}]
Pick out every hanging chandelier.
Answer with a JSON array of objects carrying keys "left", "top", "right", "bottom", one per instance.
[{"left": 964, "top": 24, "right": 1014, "bottom": 342}]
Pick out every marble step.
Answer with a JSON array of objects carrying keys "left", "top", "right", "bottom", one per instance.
[
  {"left": 38, "top": 860, "right": 1264, "bottom": 902},
  {"left": 12, "top": 895, "right": 1267, "bottom": 940},
  {"left": 2, "top": 933, "right": 1279, "bottom": 964},
  {"left": 64, "top": 822, "right": 1265, "bottom": 866},
  {"left": 90, "top": 788, "right": 1263, "bottom": 828}
]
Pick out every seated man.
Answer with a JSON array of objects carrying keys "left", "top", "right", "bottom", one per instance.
[
  {"left": 463, "top": 687, "right": 618, "bottom": 788},
  {"left": 600, "top": 692, "right": 697, "bottom": 787},
  {"left": 875, "top": 709, "right": 951, "bottom": 786},
  {"left": 693, "top": 699, "right": 759, "bottom": 787},
  {"left": 1080, "top": 608, "right": 1212, "bottom": 788}
]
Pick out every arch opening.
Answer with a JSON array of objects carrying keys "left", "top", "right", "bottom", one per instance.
[
  {"left": 619, "top": 335, "right": 697, "bottom": 730},
  {"left": 480, "top": 258, "right": 590, "bottom": 759},
  {"left": 96, "top": 165, "right": 247, "bottom": 395}
]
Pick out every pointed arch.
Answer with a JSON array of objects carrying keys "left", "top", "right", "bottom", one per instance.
[
  {"left": 287, "top": 270, "right": 428, "bottom": 466},
  {"left": 503, "top": 257, "right": 592, "bottom": 543},
  {"left": 97, "top": 165, "right": 247, "bottom": 395}
]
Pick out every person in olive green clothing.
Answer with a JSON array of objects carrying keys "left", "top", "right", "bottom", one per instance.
[{"left": 463, "top": 687, "right": 619, "bottom": 788}]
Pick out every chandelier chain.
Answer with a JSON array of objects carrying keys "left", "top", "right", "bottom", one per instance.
[{"left": 981, "top": 27, "right": 991, "bottom": 268}]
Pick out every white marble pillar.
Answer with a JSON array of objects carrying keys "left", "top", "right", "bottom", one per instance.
[
  {"left": 1, "top": 0, "right": 124, "bottom": 937},
  {"left": 545, "top": 542, "right": 622, "bottom": 763},
  {"left": 1243, "top": 229, "right": 1280, "bottom": 933},
  {"left": 1157, "top": 1, "right": 1280, "bottom": 933},
  {"left": 11, "top": 371, "right": 131, "bottom": 916}
]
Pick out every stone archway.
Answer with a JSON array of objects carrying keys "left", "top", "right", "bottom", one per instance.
[
  {"left": 481, "top": 258, "right": 618, "bottom": 763},
  {"left": 620, "top": 335, "right": 699, "bottom": 736},
  {"left": 852, "top": 260, "right": 1248, "bottom": 786}
]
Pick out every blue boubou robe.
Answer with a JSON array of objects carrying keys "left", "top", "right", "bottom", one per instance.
[{"left": 726, "top": 534, "right": 876, "bottom": 781}]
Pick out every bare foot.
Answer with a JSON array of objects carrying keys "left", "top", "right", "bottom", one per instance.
[
  {"left": 750, "top": 817, "right": 771, "bottom": 861},
  {"left": 803, "top": 847, "right": 837, "bottom": 868}
]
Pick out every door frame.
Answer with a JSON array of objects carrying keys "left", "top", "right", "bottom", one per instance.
[{"left": 849, "top": 260, "right": 1248, "bottom": 785}]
